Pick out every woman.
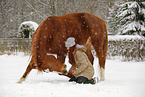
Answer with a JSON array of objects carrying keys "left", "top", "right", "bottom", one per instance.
[{"left": 65, "top": 37, "right": 95, "bottom": 84}]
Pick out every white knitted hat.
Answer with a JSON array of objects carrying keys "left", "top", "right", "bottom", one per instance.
[
  {"left": 65, "top": 37, "right": 75, "bottom": 47},
  {"left": 76, "top": 44, "right": 84, "bottom": 49}
]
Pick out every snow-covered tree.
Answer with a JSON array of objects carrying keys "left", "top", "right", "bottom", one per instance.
[
  {"left": 17, "top": 21, "right": 39, "bottom": 38},
  {"left": 107, "top": 0, "right": 125, "bottom": 34},
  {"left": 0, "top": 0, "right": 117, "bottom": 38},
  {"left": 108, "top": 0, "right": 145, "bottom": 37}
]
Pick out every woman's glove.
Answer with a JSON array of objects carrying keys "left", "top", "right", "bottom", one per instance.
[{"left": 71, "top": 70, "right": 75, "bottom": 74}]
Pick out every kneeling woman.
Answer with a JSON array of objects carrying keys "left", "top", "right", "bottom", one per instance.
[{"left": 65, "top": 37, "right": 95, "bottom": 84}]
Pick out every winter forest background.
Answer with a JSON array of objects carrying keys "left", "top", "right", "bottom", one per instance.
[
  {"left": 0, "top": 0, "right": 145, "bottom": 38},
  {"left": 0, "top": 0, "right": 145, "bottom": 61}
]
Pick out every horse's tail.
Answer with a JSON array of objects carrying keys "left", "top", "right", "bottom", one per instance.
[{"left": 103, "top": 22, "right": 108, "bottom": 63}]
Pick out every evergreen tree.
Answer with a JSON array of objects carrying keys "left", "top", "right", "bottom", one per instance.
[
  {"left": 107, "top": 0, "right": 125, "bottom": 34},
  {"left": 108, "top": 0, "right": 145, "bottom": 36}
]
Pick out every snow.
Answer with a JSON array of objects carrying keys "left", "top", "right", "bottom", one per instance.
[
  {"left": 120, "top": 2, "right": 131, "bottom": 7},
  {"left": 120, "top": 1, "right": 138, "bottom": 9},
  {"left": 108, "top": 1, "right": 145, "bottom": 35},
  {"left": 17, "top": 21, "right": 39, "bottom": 38},
  {"left": 0, "top": 53, "right": 145, "bottom": 97},
  {"left": 108, "top": 35, "right": 144, "bottom": 41},
  {"left": 122, "top": 22, "right": 137, "bottom": 33},
  {"left": 121, "top": 21, "right": 145, "bottom": 34},
  {"left": 117, "top": 10, "right": 134, "bottom": 18},
  {"left": 142, "top": 2, "right": 145, "bottom": 5},
  {"left": 18, "top": 21, "right": 39, "bottom": 31},
  {"left": 128, "top": 2, "right": 136, "bottom": 8}
]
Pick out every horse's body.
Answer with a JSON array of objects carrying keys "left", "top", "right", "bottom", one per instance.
[{"left": 18, "top": 12, "right": 108, "bottom": 83}]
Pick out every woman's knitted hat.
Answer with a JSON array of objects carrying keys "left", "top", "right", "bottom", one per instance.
[
  {"left": 65, "top": 37, "right": 76, "bottom": 47},
  {"left": 65, "top": 37, "right": 85, "bottom": 48}
]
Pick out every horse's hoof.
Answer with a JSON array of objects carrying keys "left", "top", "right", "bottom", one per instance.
[{"left": 17, "top": 78, "right": 25, "bottom": 83}]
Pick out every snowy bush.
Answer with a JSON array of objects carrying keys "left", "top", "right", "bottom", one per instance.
[
  {"left": 18, "top": 21, "right": 39, "bottom": 38},
  {"left": 108, "top": 35, "right": 145, "bottom": 61},
  {"left": 107, "top": 0, "right": 145, "bottom": 37}
]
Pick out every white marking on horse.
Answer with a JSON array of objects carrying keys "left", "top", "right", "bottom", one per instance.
[{"left": 100, "top": 67, "right": 105, "bottom": 81}]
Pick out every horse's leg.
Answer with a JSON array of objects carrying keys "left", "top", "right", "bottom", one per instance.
[
  {"left": 100, "top": 32, "right": 108, "bottom": 81},
  {"left": 91, "top": 39, "right": 106, "bottom": 81},
  {"left": 96, "top": 47, "right": 106, "bottom": 81},
  {"left": 17, "top": 59, "right": 33, "bottom": 83},
  {"left": 85, "top": 41, "right": 94, "bottom": 65},
  {"left": 68, "top": 45, "right": 76, "bottom": 65},
  {"left": 57, "top": 50, "right": 67, "bottom": 63}
]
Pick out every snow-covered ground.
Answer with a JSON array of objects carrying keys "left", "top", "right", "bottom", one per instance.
[{"left": 0, "top": 53, "right": 145, "bottom": 97}]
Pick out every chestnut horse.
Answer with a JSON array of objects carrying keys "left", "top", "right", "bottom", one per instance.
[{"left": 18, "top": 12, "right": 108, "bottom": 83}]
